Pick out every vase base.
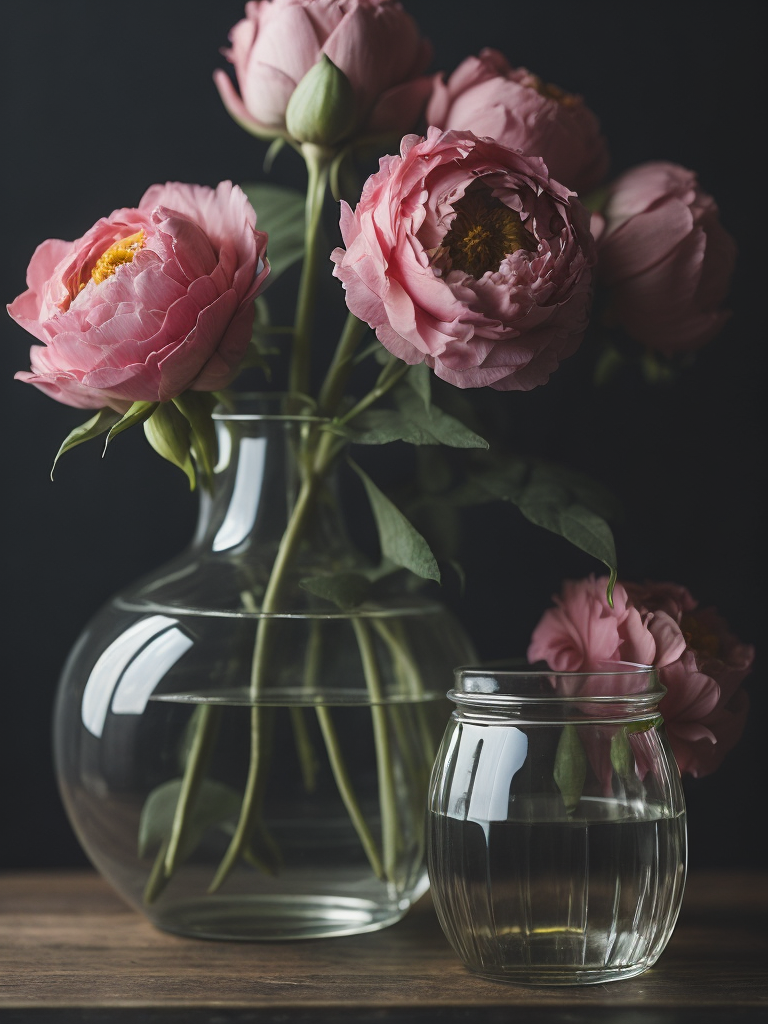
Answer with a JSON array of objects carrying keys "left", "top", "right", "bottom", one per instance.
[{"left": 148, "top": 893, "right": 412, "bottom": 941}]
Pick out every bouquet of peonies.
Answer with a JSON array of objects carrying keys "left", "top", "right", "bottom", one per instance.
[{"left": 8, "top": 0, "right": 754, "bottom": 905}]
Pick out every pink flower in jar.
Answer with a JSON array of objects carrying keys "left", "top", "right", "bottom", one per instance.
[
  {"left": 592, "top": 161, "right": 737, "bottom": 355},
  {"left": 8, "top": 181, "right": 269, "bottom": 412},
  {"left": 624, "top": 581, "right": 753, "bottom": 777},
  {"left": 426, "top": 49, "right": 609, "bottom": 196},
  {"left": 529, "top": 575, "right": 754, "bottom": 776},
  {"left": 331, "top": 127, "right": 596, "bottom": 391},
  {"left": 527, "top": 575, "right": 679, "bottom": 676},
  {"left": 213, "top": 0, "right": 434, "bottom": 142}
]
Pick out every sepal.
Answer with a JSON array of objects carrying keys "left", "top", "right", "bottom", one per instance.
[
  {"left": 50, "top": 407, "right": 121, "bottom": 479},
  {"left": 173, "top": 392, "right": 218, "bottom": 494},
  {"left": 144, "top": 402, "right": 195, "bottom": 489}
]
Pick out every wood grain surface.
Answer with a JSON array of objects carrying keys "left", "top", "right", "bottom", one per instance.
[{"left": 0, "top": 869, "right": 766, "bottom": 1023}]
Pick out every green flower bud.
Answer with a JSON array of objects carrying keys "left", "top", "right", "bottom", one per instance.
[{"left": 285, "top": 55, "right": 357, "bottom": 147}]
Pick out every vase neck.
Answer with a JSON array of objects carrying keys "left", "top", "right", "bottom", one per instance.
[{"left": 192, "top": 413, "right": 353, "bottom": 573}]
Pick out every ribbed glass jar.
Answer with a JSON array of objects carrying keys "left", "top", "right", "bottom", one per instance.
[{"left": 427, "top": 661, "right": 687, "bottom": 985}]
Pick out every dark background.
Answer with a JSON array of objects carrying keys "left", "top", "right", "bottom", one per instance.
[{"left": 1, "top": 2, "right": 765, "bottom": 874}]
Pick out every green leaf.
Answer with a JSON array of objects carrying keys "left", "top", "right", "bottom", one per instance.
[
  {"left": 240, "top": 182, "right": 306, "bottom": 282},
  {"left": 520, "top": 501, "right": 617, "bottom": 587},
  {"left": 263, "top": 137, "right": 286, "bottom": 174},
  {"left": 50, "top": 408, "right": 122, "bottom": 478},
  {"left": 300, "top": 572, "right": 372, "bottom": 611},
  {"left": 406, "top": 362, "right": 431, "bottom": 411},
  {"left": 554, "top": 724, "right": 587, "bottom": 814},
  {"left": 144, "top": 403, "right": 195, "bottom": 488},
  {"left": 466, "top": 457, "right": 620, "bottom": 598},
  {"left": 138, "top": 778, "right": 243, "bottom": 861},
  {"left": 336, "top": 402, "right": 488, "bottom": 450},
  {"left": 299, "top": 560, "right": 402, "bottom": 610},
  {"left": 173, "top": 392, "right": 218, "bottom": 493},
  {"left": 104, "top": 401, "right": 157, "bottom": 450},
  {"left": 348, "top": 458, "right": 441, "bottom": 583},
  {"left": 610, "top": 728, "right": 634, "bottom": 779}
]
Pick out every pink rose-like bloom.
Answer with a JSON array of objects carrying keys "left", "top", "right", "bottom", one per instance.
[
  {"left": 528, "top": 575, "right": 754, "bottom": 776},
  {"left": 592, "top": 161, "right": 737, "bottom": 355},
  {"left": 9, "top": 181, "right": 269, "bottom": 411},
  {"left": 624, "top": 581, "right": 754, "bottom": 777},
  {"left": 426, "top": 49, "right": 609, "bottom": 196},
  {"left": 527, "top": 575, "right": 678, "bottom": 676},
  {"left": 214, "top": 0, "right": 433, "bottom": 140},
  {"left": 332, "top": 128, "right": 596, "bottom": 391}
]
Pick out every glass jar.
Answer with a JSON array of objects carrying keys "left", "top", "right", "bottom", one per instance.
[
  {"left": 426, "top": 662, "right": 687, "bottom": 985},
  {"left": 53, "top": 394, "right": 476, "bottom": 941}
]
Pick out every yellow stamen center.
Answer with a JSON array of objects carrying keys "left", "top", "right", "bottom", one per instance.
[
  {"left": 681, "top": 614, "right": 721, "bottom": 661},
  {"left": 526, "top": 72, "right": 578, "bottom": 109},
  {"left": 441, "top": 183, "right": 536, "bottom": 278},
  {"left": 88, "top": 229, "right": 145, "bottom": 286}
]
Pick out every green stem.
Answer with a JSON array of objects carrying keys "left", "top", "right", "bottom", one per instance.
[
  {"left": 371, "top": 618, "right": 437, "bottom": 763},
  {"left": 143, "top": 703, "right": 222, "bottom": 905},
  {"left": 316, "top": 706, "right": 385, "bottom": 880},
  {"left": 209, "top": 431, "right": 340, "bottom": 891},
  {"left": 303, "top": 618, "right": 385, "bottom": 877},
  {"left": 317, "top": 312, "right": 369, "bottom": 415},
  {"left": 292, "top": 620, "right": 324, "bottom": 793},
  {"left": 352, "top": 618, "right": 398, "bottom": 881},
  {"left": 289, "top": 144, "right": 333, "bottom": 398},
  {"left": 338, "top": 359, "right": 410, "bottom": 426},
  {"left": 164, "top": 704, "right": 222, "bottom": 876}
]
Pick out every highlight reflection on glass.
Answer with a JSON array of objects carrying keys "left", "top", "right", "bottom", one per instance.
[
  {"left": 212, "top": 436, "right": 266, "bottom": 552},
  {"left": 81, "top": 615, "right": 191, "bottom": 737}
]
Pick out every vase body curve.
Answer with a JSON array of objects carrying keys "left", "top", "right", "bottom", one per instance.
[{"left": 53, "top": 395, "right": 476, "bottom": 940}]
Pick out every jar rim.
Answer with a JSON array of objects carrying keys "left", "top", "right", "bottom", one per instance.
[
  {"left": 212, "top": 391, "right": 330, "bottom": 423},
  {"left": 451, "top": 659, "right": 664, "bottom": 708},
  {"left": 455, "top": 658, "right": 655, "bottom": 680}
]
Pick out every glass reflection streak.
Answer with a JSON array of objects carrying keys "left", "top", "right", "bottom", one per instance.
[{"left": 81, "top": 615, "right": 193, "bottom": 737}]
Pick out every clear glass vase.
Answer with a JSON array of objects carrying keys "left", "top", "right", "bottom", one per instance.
[
  {"left": 427, "top": 661, "right": 687, "bottom": 985},
  {"left": 53, "top": 394, "right": 476, "bottom": 940}
]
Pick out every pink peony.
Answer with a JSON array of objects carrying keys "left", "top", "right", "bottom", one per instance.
[
  {"left": 213, "top": 0, "right": 433, "bottom": 141},
  {"left": 624, "top": 581, "right": 754, "bottom": 777},
  {"left": 529, "top": 575, "right": 754, "bottom": 776},
  {"left": 592, "top": 161, "right": 737, "bottom": 355},
  {"left": 527, "top": 575, "right": 675, "bottom": 674},
  {"left": 331, "top": 127, "right": 596, "bottom": 391},
  {"left": 426, "top": 49, "right": 609, "bottom": 196},
  {"left": 9, "top": 182, "right": 269, "bottom": 412}
]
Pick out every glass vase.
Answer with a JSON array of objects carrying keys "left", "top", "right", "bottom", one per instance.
[
  {"left": 427, "top": 661, "right": 687, "bottom": 985},
  {"left": 53, "top": 394, "right": 476, "bottom": 940}
]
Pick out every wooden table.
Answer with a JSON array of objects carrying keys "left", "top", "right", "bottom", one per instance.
[{"left": 0, "top": 869, "right": 766, "bottom": 1023}]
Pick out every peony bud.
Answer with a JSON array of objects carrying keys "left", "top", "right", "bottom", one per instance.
[{"left": 285, "top": 55, "right": 357, "bottom": 147}]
